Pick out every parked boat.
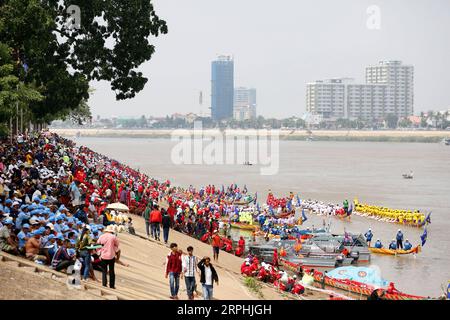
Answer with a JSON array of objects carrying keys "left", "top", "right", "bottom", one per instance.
[
  {"left": 308, "top": 233, "right": 371, "bottom": 263},
  {"left": 230, "top": 222, "right": 258, "bottom": 231},
  {"left": 443, "top": 138, "right": 450, "bottom": 146},
  {"left": 369, "top": 245, "right": 421, "bottom": 255},
  {"left": 309, "top": 269, "right": 427, "bottom": 300}
]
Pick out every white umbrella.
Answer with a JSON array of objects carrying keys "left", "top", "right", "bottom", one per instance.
[{"left": 106, "top": 202, "right": 129, "bottom": 211}]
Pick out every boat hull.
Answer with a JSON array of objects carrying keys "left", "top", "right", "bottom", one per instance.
[
  {"left": 230, "top": 223, "right": 258, "bottom": 231},
  {"left": 369, "top": 245, "right": 420, "bottom": 255}
]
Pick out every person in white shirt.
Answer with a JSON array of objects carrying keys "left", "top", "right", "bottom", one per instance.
[
  {"left": 197, "top": 256, "right": 218, "bottom": 300},
  {"left": 182, "top": 246, "right": 198, "bottom": 300}
]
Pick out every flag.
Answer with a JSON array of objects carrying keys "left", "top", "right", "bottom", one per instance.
[
  {"left": 287, "top": 199, "right": 292, "bottom": 211},
  {"left": 253, "top": 192, "right": 258, "bottom": 204},
  {"left": 243, "top": 184, "right": 247, "bottom": 193},
  {"left": 301, "top": 209, "right": 308, "bottom": 223},
  {"left": 256, "top": 203, "right": 261, "bottom": 214},
  {"left": 296, "top": 194, "right": 301, "bottom": 207},
  {"left": 269, "top": 205, "right": 274, "bottom": 216},
  {"left": 419, "top": 212, "right": 432, "bottom": 227},
  {"left": 425, "top": 212, "right": 432, "bottom": 225},
  {"left": 348, "top": 203, "right": 353, "bottom": 215},
  {"left": 420, "top": 228, "right": 428, "bottom": 247}
]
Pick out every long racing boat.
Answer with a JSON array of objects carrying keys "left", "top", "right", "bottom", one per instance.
[{"left": 369, "top": 245, "right": 421, "bottom": 255}]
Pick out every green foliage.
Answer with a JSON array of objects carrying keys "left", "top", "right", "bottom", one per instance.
[
  {"left": 0, "top": 0, "right": 167, "bottom": 124},
  {"left": 0, "top": 42, "right": 43, "bottom": 125},
  {"left": 243, "top": 276, "right": 264, "bottom": 299},
  {"left": 384, "top": 113, "right": 399, "bottom": 129}
]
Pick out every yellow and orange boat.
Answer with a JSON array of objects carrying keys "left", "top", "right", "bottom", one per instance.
[{"left": 368, "top": 245, "right": 421, "bottom": 255}]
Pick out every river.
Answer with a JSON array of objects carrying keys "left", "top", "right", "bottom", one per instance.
[{"left": 71, "top": 136, "right": 450, "bottom": 297}]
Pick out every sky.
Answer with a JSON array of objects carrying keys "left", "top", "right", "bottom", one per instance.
[{"left": 88, "top": 0, "right": 450, "bottom": 119}]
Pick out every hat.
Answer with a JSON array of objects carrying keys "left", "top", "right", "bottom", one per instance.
[
  {"left": 12, "top": 201, "right": 20, "bottom": 206},
  {"left": 5, "top": 199, "right": 13, "bottom": 204},
  {"left": 47, "top": 234, "right": 55, "bottom": 240},
  {"left": 22, "top": 223, "right": 30, "bottom": 229},
  {"left": 3, "top": 218, "right": 13, "bottom": 225},
  {"left": 59, "top": 205, "right": 68, "bottom": 211},
  {"left": 32, "top": 229, "right": 43, "bottom": 236},
  {"left": 104, "top": 225, "right": 116, "bottom": 233}
]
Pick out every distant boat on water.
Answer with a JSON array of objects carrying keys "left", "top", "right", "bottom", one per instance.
[
  {"left": 402, "top": 171, "right": 414, "bottom": 179},
  {"left": 444, "top": 138, "right": 450, "bottom": 146}
]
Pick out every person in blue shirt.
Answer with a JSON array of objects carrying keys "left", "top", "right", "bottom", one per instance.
[
  {"left": 74, "top": 206, "right": 88, "bottom": 224},
  {"left": 389, "top": 239, "right": 397, "bottom": 250},
  {"left": 396, "top": 229, "right": 404, "bottom": 249},
  {"left": 15, "top": 210, "right": 31, "bottom": 230},
  {"left": 17, "top": 224, "right": 31, "bottom": 253},
  {"left": 374, "top": 239, "right": 383, "bottom": 248},
  {"left": 403, "top": 239, "right": 412, "bottom": 251},
  {"left": 364, "top": 228, "right": 373, "bottom": 246},
  {"left": 3, "top": 199, "right": 12, "bottom": 213}
]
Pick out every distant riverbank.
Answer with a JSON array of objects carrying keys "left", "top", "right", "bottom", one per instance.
[{"left": 50, "top": 128, "right": 450, "bottom": 143}]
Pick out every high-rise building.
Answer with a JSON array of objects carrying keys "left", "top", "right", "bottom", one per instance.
[
  {"left": 211, "top": 55, "right": 234, "bottom": 121},
  {"left": 306, "top": 61, "right": 414, "bottom": 121},
  {"left": 234, "top": 87, "right": 257, "bottom": 121},
  {"left": 366, "top": 61, "right": 414, "bottom": 118}
]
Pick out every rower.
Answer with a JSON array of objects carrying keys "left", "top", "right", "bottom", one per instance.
[
  {"left": 403, "top": 239, "right": 412, "bottom": 250},
  {"left": 374, "top": 239, "right": 383, "bottom": 248},
  {"left": 389, "top": 239, "right": 397, "bottom": 250},
  {"left": 396, "top": 229, "right": 404, "bottom": 249},
  {"left": 364, "top": 228, "right": 373, "bottom": 246}
]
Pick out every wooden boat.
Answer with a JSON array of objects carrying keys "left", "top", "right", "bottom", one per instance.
[
  {"left": 369, "top": 245, "right": 420, "bottom": 255},
  {"left": 229, "top": 222, "right": 258, "bottom": 231},
  {"left": 308, "top": 269, "right": 427, "bottom": 300}
]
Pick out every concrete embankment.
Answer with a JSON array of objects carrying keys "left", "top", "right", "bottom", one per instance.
[{"left": 51, "top": 128, "right": 450, "bottom": 143}]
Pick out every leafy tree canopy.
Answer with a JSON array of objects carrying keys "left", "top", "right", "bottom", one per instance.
[{"left": 0, "top": 0, "right": 167, "bottom": 123}]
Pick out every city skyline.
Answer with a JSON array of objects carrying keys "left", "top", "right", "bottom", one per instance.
[{"left": 87, "top": 0, "right": 450, "bottom": 119}]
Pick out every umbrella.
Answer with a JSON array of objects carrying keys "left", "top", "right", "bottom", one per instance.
[{"left": 106, "top": 202, "right": 129, "bottom": 211}]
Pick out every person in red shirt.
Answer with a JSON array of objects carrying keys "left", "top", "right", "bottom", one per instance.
[
  {"left": 238, "top": 236, "right": 245, "bottom": 250},
  {"left": 165, "top": 243, "right": 183, "bottom": 300},
  {"left": 211, "top": 230, "right": 222, "bottom": 262},
  {"left": 167, "top": 204, "right": 176, "bottom": 224},
  {"left": 150, "top": 205, "right": 162, "bottom": 241}
]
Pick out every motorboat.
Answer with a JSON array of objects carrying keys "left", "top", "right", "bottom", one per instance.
[{"left": 402, "top": 171, "right": 414, "bottom": 179}]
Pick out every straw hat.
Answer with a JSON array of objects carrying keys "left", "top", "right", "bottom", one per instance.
[{"left": 104, "top": 225, "right": 116, "bottom": 233}]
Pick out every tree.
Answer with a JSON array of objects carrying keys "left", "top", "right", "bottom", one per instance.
[
  {"left": 398, "top": 118, "right": 412, "bottom": 128},
  {"left": 0, "top": 42, "right": 43, "bottom": 134},
  {"left": 384, "top": 114, "right": 398, "bottom": 129},
  {"left": 0, "top": 0, "right": 167, "bottom": 125}
]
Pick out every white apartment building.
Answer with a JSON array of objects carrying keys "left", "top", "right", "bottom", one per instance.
[
  {"left": 306, "top": 61, "right": 414, "bottom": 121},
  {"left": 234, "top": 87, "right": 257, "bottom": 121}
]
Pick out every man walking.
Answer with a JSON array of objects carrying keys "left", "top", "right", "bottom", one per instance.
[
  {"left": 182, "top": 246, "right": 198, "bottom": 300},
  {"left": 150, "top": 205, "right": 162, "bottom": 241},
  {"left": 161, "top": 208, "right": 172, "bottom": 244},
  {"left": 143, "top": 203, "right": 152, "bottom": 238},
  {"left": 165, "top": 243, "right": 183, "bottom": 300},
  {"left": 211, "top": 230, "right": 221, "bottom": 262},
  {"left": 96, "top": 225, "right": 120, "bottom": 289},
  {"left": 197, "top": 256, "right": 219, "bottom": 300}
]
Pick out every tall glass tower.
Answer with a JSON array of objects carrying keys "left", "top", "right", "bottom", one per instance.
[{"left": 211, "top": 55, "right": 234, "bottom": 121}]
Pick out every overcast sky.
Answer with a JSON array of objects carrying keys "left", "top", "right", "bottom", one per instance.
[{"left": 88, "top": 0, "right": 450, "bottom": 119}]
